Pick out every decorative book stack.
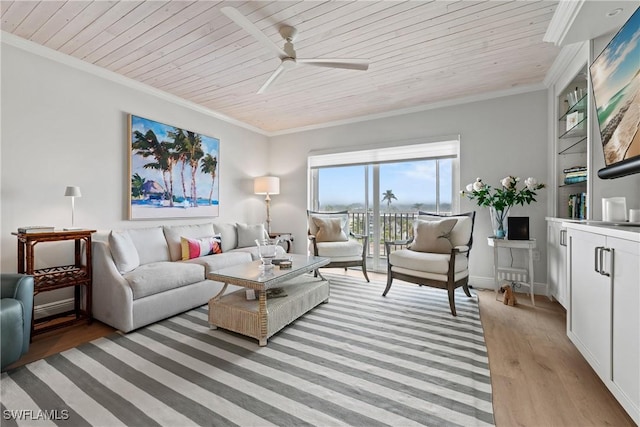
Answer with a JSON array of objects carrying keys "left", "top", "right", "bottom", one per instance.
[
  {"left": 568, "top": 193, "right": 587, "bottom": 219},
  {"left": 17, "top": 226, "right": 55, "bottom": 233},
  {"left": 563, "top": 166, "right": 587, "bottom": 184}
]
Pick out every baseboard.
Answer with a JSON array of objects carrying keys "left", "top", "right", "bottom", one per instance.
[
  {"left": 470, "top": 275, "right": 549, "bottom": 295},
  {"left": 34, "top": 298, "right": 75, "bottom": 320}
]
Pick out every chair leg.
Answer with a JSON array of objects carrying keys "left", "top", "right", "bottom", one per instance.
[
  {"left": 361, "top": 259, "right": 370, "bottom": 283},
  {"left": 382, "top": 273, "right": 393, "bottom": 296},
  {"left": 447, "top": 286, "right": 457, "bottom": 316},
  {"left": 462, "top": 282, "right": 472, "bottom": 297}
]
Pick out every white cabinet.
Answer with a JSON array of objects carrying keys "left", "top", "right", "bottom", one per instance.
[
  {"left": 546, "top": 219, "right": 567, "bottom": 307},
  {"left": 566, "top": 224, "right": 639, "bottom": 424}
]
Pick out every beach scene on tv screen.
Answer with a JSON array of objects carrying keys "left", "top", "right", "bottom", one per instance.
[{"left": 590, "top": 8, "right": 640, "bottom": 165}]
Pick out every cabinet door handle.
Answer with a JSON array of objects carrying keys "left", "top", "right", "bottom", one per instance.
[
  {"left": 600, "top": 247, "right": 613, "bottom": 277},
  {"left": 594, "top": 246, "right": 601, "bottom": 273},
  {"left": 560, "top": 229, "right": 567, "bottom": 246}
]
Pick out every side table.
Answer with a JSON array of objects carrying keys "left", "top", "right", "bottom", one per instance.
[
  {"left": 12, "top": 229, "right": 96, "bottom": 337},
  {"left": 269, "top": 232, "right": 294, "bottom": 253},
  {"left": 487, "top": 237, "right": 541, "bottom": 306}
]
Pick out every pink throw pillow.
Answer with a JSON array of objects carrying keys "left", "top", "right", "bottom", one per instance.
[{"left": 180, "top": 235, "right": 222, "bottom": 260}]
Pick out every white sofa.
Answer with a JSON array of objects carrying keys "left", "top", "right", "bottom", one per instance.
[{"left": 92, "top": 222, "right": 285, "bottom": 332}]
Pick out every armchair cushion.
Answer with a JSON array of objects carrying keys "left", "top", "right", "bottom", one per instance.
[
  {"left": 312, "top": 216, "right": 348, "bottom": 242},
  {"left": 313, "top": 240, "right": 363, "bottom": 259},
  {"left": 389, "top": 249, "right": 469, "bottom": 275},
  {"left": 308, "top": 210, "right": 349, "bottom": 238},
  {"left": 418, "top": 212, "right": 474, "bottom": 247},
  {"left": 409, "top": 218, "right": 457, "bottom": 253}
]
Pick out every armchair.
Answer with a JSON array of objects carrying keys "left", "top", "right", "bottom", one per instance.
[
  {"left": 1, "top": 274, "right": 34, "bottom": 370},
  {"left": 384, "top": 211, "right": 476, "bottom": 316},
  {"left": 307, "top": 210, "right": 370, "bottom": 282}
]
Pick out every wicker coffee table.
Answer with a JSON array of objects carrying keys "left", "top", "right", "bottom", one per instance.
[{"left": 207, "top": 254, "right": 330, "bottom": 346}]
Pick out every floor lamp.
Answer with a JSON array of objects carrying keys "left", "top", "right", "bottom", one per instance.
[
  {"left": 254, "top": 176, "right": 280, "bottom": 234},
  {"left": 64, "top": 186, "right": 82, "bottom": 230}
]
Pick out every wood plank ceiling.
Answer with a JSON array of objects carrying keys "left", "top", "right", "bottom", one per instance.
[{"left": 1, "top": 1, "right": 561, "bottom": 133}]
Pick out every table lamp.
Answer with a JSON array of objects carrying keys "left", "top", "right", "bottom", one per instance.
[
  {"left": 64, "top": 186, "right": 82, "bottom": 230},
  {"left": 254, "top": 176, "right": 279, "bottom": 234}
]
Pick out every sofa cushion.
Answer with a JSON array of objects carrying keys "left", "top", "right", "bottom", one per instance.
[
  {"left": 312, "top": 217, "right": 348, "bottom": 242},
  {"left": 181, "top": 235, "right": 222, "bottom": 260},
  {"left": 417, "top": 213, "right": 473, "bottom": 247},
  {"left": 214, "top": 223, "right": 238, "bottom": 253},
  {"left": 126, "top": 227, "right": 170, "bottom": 265},
  {"left": 236, "top": 223, "right": 267, "bottom": 248},
  {"left": 123, "top": 262, "right": 204, "bottom": 300},
  {"left": 108, "top": 230, "right": 140, "bottom": 274},
  {"left": 163, "top": 223, "right": 216, "bottom": 262},
  {"left": 229, "top": 245, "right": 286, "bottom": 261},
  {"left": 183, "top": 251, "right": 252, "bottom": 275},
  {"left": 409, "top": 219, "right": 456, "bottom": 254}
]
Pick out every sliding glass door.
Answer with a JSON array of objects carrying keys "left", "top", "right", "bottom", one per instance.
[{"left": 311, "top": 157, "right": 455, "bottom": 272}]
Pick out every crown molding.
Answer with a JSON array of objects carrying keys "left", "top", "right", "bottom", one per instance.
[
  {"left": 543, "top": 41, "right": 588, "bottom": 88},
  {"left": 0, "top": 31, "right": 268, "bottom": 136},
  {"left": 543, "top": 0, "right": 585, "bottom": 46},
  {"left": 268, "top": 83, "right": 547, "bottom": 136},
  {"left": 0, "top": 31, "right": 550, "bottom": 138}
]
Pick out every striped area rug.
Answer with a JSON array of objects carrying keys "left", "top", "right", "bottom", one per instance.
[{"left": 1, "top": 273, "right": 494, "bottom": 427}]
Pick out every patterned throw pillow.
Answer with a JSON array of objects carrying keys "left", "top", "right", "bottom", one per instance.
[{"left": 180, "top": 235, "right": 222, "bottom": 260}]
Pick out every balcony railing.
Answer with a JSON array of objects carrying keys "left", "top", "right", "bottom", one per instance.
[{"left": 348, "top": 211, "right": 451, "bottom": 258}]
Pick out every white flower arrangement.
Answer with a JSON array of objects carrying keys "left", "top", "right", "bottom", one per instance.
[{"left": 461, "top": 175, "right": 545, "bottom": 210}]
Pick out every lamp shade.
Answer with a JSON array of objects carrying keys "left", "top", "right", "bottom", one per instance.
[
  {"left": 254, "top": 176, "right": 280, "bottom": 195},
  {"left": 64, "top": 186, "right": 82, "bottom": 197}
]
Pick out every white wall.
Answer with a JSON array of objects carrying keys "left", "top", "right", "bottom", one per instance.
[
  {"left": 1, "top": 43, "right": 270, "bottom": 303},
  {"left": 268, "top": 90, "right": 549, "bottom": 289},
  {"left": 0, "top": 39, "right": 551, "bottom": 298}
]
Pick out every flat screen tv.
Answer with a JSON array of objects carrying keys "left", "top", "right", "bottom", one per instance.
[{"left": 590, "top": 6, "right": 640, "bottom": 179}]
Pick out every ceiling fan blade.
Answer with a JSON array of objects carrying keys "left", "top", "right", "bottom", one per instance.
[
  {"left": 297, "top": 58, "right": 369, "bottom": 71},
  {"left": 221, "top": 7, "right": 287, "bottom": 58},
  {"left": 258, "top": 64, "right": 287, "bottom": 94}
]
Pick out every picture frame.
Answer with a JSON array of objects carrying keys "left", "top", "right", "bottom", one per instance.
[
  {"left": 565, "top": 111, "right": 582, "bottom": 132},
  {"left": 129, "top": 114, "right": 220, "bottom": 220}
]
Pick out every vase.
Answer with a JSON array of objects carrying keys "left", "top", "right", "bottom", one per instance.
[{"left": 490, "top": 206, "right": 510, "bottom": 239}]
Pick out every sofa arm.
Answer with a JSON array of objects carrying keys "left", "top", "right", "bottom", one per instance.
[{"left": 92, "top": 240, "right": 135, "bottom": 332}]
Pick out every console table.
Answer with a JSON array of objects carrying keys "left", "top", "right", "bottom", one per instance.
[
  {"left": 12, "top": 229, "right": 96, "bottom": 337},
  {"left": 487, "top": 237, "right": 539, "bottom": 306},
  {"left": 269, "top": 232, "right": 294, "bottom": 253}
]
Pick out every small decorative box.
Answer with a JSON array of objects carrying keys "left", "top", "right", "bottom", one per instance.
[{"left": 279, "top": 261, "right": 292, "bottom": 269}]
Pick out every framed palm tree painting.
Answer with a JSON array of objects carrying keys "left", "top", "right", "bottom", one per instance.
[{"left": 129, "top": 114, "right": 220, "bottom": 219}]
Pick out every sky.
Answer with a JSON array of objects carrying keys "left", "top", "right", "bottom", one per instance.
[{"left": 318, "top": 159, "right": 453, "bottom": 207}]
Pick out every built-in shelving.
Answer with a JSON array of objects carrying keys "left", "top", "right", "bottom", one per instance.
[{"left": 555, "top": 67, "right": 588, "bottom": 220}]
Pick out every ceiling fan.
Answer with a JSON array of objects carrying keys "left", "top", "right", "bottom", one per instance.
[{"left": 221, "top": 7, "right": 370, "bottom": 94}]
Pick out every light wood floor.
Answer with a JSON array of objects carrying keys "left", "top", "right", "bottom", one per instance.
[{"left": 6, "top": 270, "right": 635, "bottom": 426}]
